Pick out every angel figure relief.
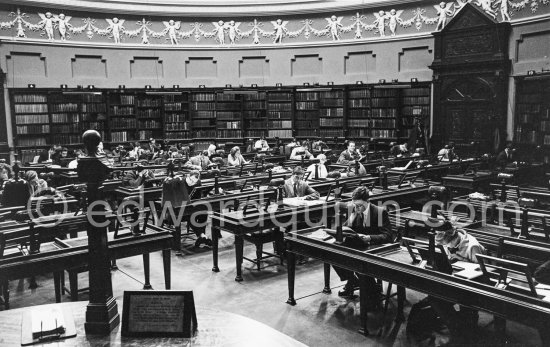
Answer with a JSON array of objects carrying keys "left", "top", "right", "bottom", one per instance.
[
  {"left": 38, "top": 12, "right": 55, "bottom": 40},
  {"left": 373, "top": 11, "right": 389, "bottom": 37},
  {"left": 434, "top": 2, "right": 455, "bottom": 31},
  {"left": 272, "top": 19, "right": 289, "bottom": 44},
  {"left": 387, "top": 9, "right": 404, "bottom": 36},
  {"left": 106, "top": 17, "right": 125, "bottom": 44},
  {"left": 56, "top": 13, "right": 72, "bottom": 41},
  {"left": 325, "top": 15, "right": 343, "bottom": 41},
  {"left": 476, "top": 0, "right": 498, "bottom": 19},
  {"left": 493, "top": 0, "right": 511, "bottom": 21},
  {"left": 163, "top": 20, "right": 181, "bottom": 44},
  {"left": 227, "top": 21, "right": 241, "bottom": 45},
  {"left": 213, "top": 21, "right": 227, "bottom": 45}
]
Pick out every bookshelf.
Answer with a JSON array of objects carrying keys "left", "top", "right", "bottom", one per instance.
[
  {"left": 216, "top": 92, "right": 242, "bottom": 139},
  {"left": 190, "top": 90, "right": 216, "bottom": 139},
  {"left": 80, "top": 92, "right": 107, "bottom": 141},
  {"left": 163, "top": 92, "right": 190, "bottom": 140},
  {"left": 347, "top": 86, "right": 370, "bottom": 138},
  {"left": 400, "top": 84, "right": 431, "bottom": 138},
  {"left": 108, "top": 91, "right": 136, "bottom": 142},
  {"left": 319, "top": 88, "right": 344, "bottom": 138},
  {"left": 11, "top": 90, "right": 50, "bottom": 148},
  {"left": 514, "top": 77, "right": 550, "bottom": 164},
  {"left": 49, "top": 92, "right": 81, "bottom": 146},
  {"left": 294, "top": 89, "right": 319, "bottom": 137},
  {"left": 370, "top": 87, "right": 398, "bottom": 139},
  {"left": 136, "top": 92, "right": 163, "bottom": 140},
  {"left": 243, "top": 91, "right": 267, "bottom": 138},
  {"left": 266, "top": 89, "right": 293, "bottom": 139}
]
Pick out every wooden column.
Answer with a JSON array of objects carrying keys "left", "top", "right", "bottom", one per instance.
[{"left": 77, "top": 130, "right": 120, "bottom": 334}]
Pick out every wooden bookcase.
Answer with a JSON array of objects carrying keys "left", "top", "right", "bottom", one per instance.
[
  {"left": 163, "top": 91, "right": 190, "bottom": 140},
  {"left": 243, "top": 91, "right": 267, "bottom": 138},
  {"left": 514, "top": 76, "right": 550, "bottom": 164},
  {"left": 346, "top": 85, "right": 370, "bottom": 138},
  {"left": 266, "top": 89, "right": 293, "bottom": 139},
  {"left": 400, "top": 84, "right": 431, "bottom": 138},
  {"left": 108, "top": 90, "right": 136, "bottom": 142},
  {"left": 190, "top": 90, "right": 216, "bottom": 139},
  {"left": 216, "top": 92, "right": 242, "bottom": 139},
  {"left": 319, "top": 88, "right": 345, "bottom": 138},
  {"left": 294, "top": 89, "right": 319, "bottom": 138},
  {"left": 49, "top": 91, "right": 81, "bottom": 145}
]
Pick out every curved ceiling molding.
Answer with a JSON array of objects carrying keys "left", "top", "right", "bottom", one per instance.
[{"left": 0, "top": 1, "right": 548, "bottom": 48}]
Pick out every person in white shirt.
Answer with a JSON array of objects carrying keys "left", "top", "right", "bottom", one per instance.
[
  {"left": 290, "top": 141, "right": 313, "bottom": 160},
  {"left": 207, "top": 143, "right": 217, "bottom": 157},
  {"left": 306, "top": 154, "right": 328, "bottom": 179},
  {"left": 67, "top": 149, "right": 83, "bottom": 169},
  {"left": 254, "top": 136, "right": 270, "bottom": 152},
  {"left": 227, "top": 146, "right": 249, "bottom": 166}
]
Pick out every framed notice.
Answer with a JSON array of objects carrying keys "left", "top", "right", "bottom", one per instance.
[{"left": 121, "top": 291, "right": 197, "bottom": 337}]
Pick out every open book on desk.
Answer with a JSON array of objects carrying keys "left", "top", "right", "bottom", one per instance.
[
  {"left": 283, "top": 197, "right": 326, "bottom": 207},
  {"left": 451, "top": 261, "right": 483, "bottom": 280}
]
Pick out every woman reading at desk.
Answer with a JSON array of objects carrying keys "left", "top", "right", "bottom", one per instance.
[
  {"left": 161, "top": 170, "right": 211, "bottom": 248},
  {"left": 227, "top": 146, "right": 249, "bottom": 166}
]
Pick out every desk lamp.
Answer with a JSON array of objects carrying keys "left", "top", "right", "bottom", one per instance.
[
  {"left": 269, "top": 178, "right": 285, "bottom": 210},
  {"left": 264, "top": 163, "right": 274, "bottom": 180},
  {"left": 497, "top": 172, "right": 514, "bottom": 202},
  {"left": 518, "top": 197, "right": 537, "bottom": 239},
  {"left": 334, "top": 201, "right": 350, "bottom": 244},
  {"left": 378, "top": 166, "right": 388, "bottom": 190}
]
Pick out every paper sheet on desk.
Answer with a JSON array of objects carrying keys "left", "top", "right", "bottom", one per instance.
[
  {"left": 536, "top": 283, "right": 550, "bottom": 302},
  {"left": 283, "top": 197, "right": 325, "bottom": 207},
  {"left": 452, "top": 261, "right": 483, "bottom": 280},
  {"left": 309, "top": 229, "right": 335, "bottom": 243}
]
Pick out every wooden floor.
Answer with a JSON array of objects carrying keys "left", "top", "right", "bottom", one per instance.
[{"left": 1, "top": 224, "right": 544, "bottom": 347}]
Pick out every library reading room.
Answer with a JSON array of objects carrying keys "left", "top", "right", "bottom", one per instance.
[{"left": 0, "top": 0, "right": 550, "bottom": 346}]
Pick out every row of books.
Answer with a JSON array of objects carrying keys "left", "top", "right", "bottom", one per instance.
[
  {"left": 217, "top": 102, "right": 241, "bottom": 110},
  {"left": 165, "top": 122, "right": 189, "bottom": 131},
  {"left": 402, "top": 96, "right": 430, "bottom": 104},
  {"left": 17, "top": 137, "right": 48, "bottom": 146},
  {"left": 243, "top": 93, "right": 266, "bottom": 101},
  {"left": 348, "top": 99, "right": 369, "bottom": 108},
  {"left": 165, "top": 114, "right": 188, "bottom": 123},
  {"left": 544, "top": 135, "right": 550, "bottom": 145},
  {"left": 541, "top": 121, "right": 550, "bottom": 132},
  {"left": 371, "top": 108, "right": 398, "bottom": 117},
  {"left": 194, "top": 129, "right": 217, "bottom": 138},
  {"left": 191, "top": 111, "right": 216, "bottom": 118},
  {"left": 517, "top": 104, "right": 541, "bottom": 113},
  {"left": 349, "top": 109, "right": 370, "bottom": 118},
  {"left": 82, "top": 103, "right": 106, "bottom": 113},
  {"left": 191, "top": 102, "right": 216, "bottom": 111},
  {"left": 245, "top": 120, "right": 267, "bottom": 128},
  {"left": 111, "top": 118, "right": 137, "bottom": 128},
  {"left": 217, "top": 111, "right": 241, "bottom": 120},
  {"left": 402, "top": 106, "right": 430, "bottom": 116},
  {"left": 267, "top": 103, "right": 292, "bottom": 111},
  {"left": 119, "top": 95, "right": 136, "bottom": 105},
  {"left": 245, "top": 130, "right": 267, "bottom": 137},
  {"left": 51, "top": 124, "right": 80, "bottom": 133},
  {"left": 348, "top": 89, "right": 370, "bottom": 98},
  {"left": 402, "top": 88, "right": 430, "bottom": 97},
  {"left": 320, "top": 99, "right": 344, "bottom": 107},
  {"left": 244, "top": 110, "right": 265, "bottom": 118},
  {"left": 373, "top": 89, "right": 398, "bottom": 97},
  {"left": 81, "top": 121, "right": 105, "bottom": 130},
  {"left": 138, "top": 130, "right": 162, "bottom": 140},
  {"left": 320, "top": 118, "right": 343, "bottom": 126},
  {"left": 267, "top": 93, "right": 292, "bottom": 101},
  {"left": 243, "top": 101, "right": 266, "bottom": 110},
  {"left": 82, "top": 94, "right": 103, "bottom": 103},
  {"left": 111, "top": 131, "right": 131, "bottom": 142},
  {"left": 20, "top": 149, "right": 42, "bottom": 163},
  {"left": 165, "top": 103, "right": 183, "bottom": 111},
  {"left": 13, "top": 94, "right": 47, "bottom": 103},
  {"left": 138, "top": 109, "right": 161, "bottom": 118},
  {"left": 52, "top": 134, "right": 82, "bottom": 145},
  {"left": 111, "top": 105, "right": 135, "bottom": 115},
  {"left": 518, "top": 113, "right": 537, "bottom": 124},
  {"left": 16, "top": 124, "right": 50, "bottom": 134},
  {"left": 268, "top": 129, "right": 292, "bottom": 138},
  {"left": 191, "top": 93, "right": 216, "bottom": 101},
  {"left": 348, "top": 129, "right": 396, "bottom": 138},
  {"left": 165, "top": 131, "right": 190, "bottom": 139},
  {"left": 216, "top": 94, "right": 239, "bottom": 101},
  {"left": 371, "top": 119, "right": 397, "bottom": 128},
  {"left": 267, "top": 111, "right": 292, "bottom": 119},
  {"left": 218, "top": 121, "right": 241, "bottom": 129},
  {"left": 137, "top": 99, "right": 162, "bottom": 107},
  {"left": 371, "top": 99, "right": 398, "bottom": 107},
  {"left": 82, "top": 114, "right": 106, "bottom": 122},
  {"left": 163, "top": 95, "right": 187, "bottom": 103},
  {"left": 268, "top": 120, "right": 292, "bottom": 128},
  {"left": 515, "top": 128, "right": 537, "bottom": 144},
  {"left": 218, "top": 129, "right": 242, "bottom": 138},
  {"left": 320, "top": 90, "right": 344, "bottom": 98},
  {"left": 296, "top": 101, "right": 318, "bottom": 110},
  {"left": 320, "top": 129, "right": 344, "bottom": 137},
  {"left": 14, "top": 104, "right": 48, "bottom": 113},
  {"left": 320, "top": 108, "right": 343, "bottom": 117},
  {"left": 295, "top": 120, "right": 319, "bottom": 128},
  {"left": 52, "top": 113, "right": 79, "bottom": 123},
  {"left": 15, "top": 114, "right": 49, "bottom": 124},
  {"left": 138, "top": 120, "right": 162, "bottom": 128},
  {"left": 295, "top": 92, "right": 319, "bottom": 101},
  {"left": 193, "top": 119, "right": 215, "bottom": 127},
  {"left": 51, "top": 103, "right": 79, "bottom": 112}
]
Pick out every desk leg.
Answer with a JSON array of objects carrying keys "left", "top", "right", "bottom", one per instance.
[
  {"left": 235, "top": 235, "right": 244, "bottom": 282},
  {"left": 396, "top": 286, "right": 405, "bottom": 322},
  {"left": 286, "top": 251, "right": 297, "bottom": 306},
  {"left": 29, "top": 276, "right": 38, "bottom": 289},
  {"left": 53, "top": 272, "right": 61, "bottom": 303},
  {"left": 322, "top": 263, "right": 331, "bottom": 294},
  {"left": 358, "top": 274, "right": 370, "bottom": 336},
  {"left": 212, "top": 224, "right": 220, "bottom": 273},
  {"left": 69, "top": 271, "right": 78, "bottom": 301},
  {"left": 143, "top": 253, "right": 153, "bottom": 290},
  {"left": 162, "top": 249, "right": 171, "bottom": 290},
  {"left": 494, "top": 317, "right": 507, "bottom": 345},
  {"left": 110, "top": 260, "right": 118, "bottom": 270},
  {"left": 1, "top": 279, "right": 9, "bottom": 309},
  {"left": 173, "top": 225, "right": 183, "bottom": 256}
]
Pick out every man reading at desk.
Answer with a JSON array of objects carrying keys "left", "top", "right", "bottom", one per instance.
[
  {"left": 337, "top": 141, "right": 364, "bottom": 165},
  {"left": 283, "top": 166, "right": 320, "bottom": 200},
  {"left": 333, "top": 187, "right": 393, "bottom": 308},
  {"left": 185, "top": 150, "right": 212, "bottom": 171}
]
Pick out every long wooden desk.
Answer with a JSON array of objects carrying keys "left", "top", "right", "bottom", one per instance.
[
  {"left": 0, "top": 223, "right": 172, "bottom": 308},
  {"left": 442, "top": 170, "right": 495, "bottom": 193},
  {"left": 284, "top": 228, "right": 550, "bottom": 343}
]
